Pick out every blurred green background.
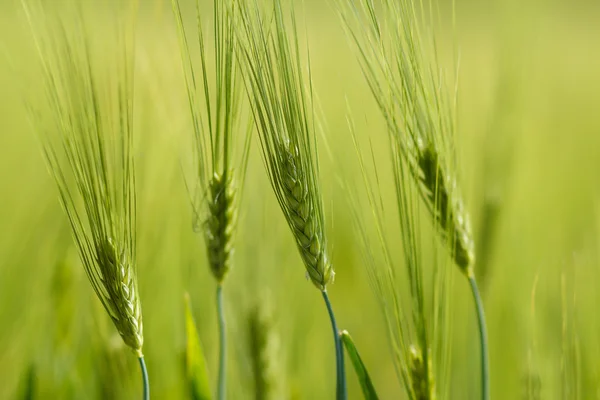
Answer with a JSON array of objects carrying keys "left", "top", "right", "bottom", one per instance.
[{"left": 1, "top": 0, "right": 600, "bottom": 398}]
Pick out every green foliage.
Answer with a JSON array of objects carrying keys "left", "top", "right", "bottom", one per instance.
[
  {"left": 1, "top": 0, "right": 600, "bottom": 399},
  {"left": 185, "top": 294, "right": 212, "bottom": 400},
  {"left": 340, "top": 331, "right": 378, "bottom": 400}
]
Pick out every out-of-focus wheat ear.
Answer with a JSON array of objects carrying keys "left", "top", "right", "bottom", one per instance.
[
  {"left": 416, "top": 145, "right": 475, "bottom": 275},
  {"left": 248, "top": 302, "right": 282, "bottom": 400},
  {"left": 236, "top": 1, "right": 344, "bottom": 397},
  {"left": 340, "top": 0, "right": 490, "bottom": 397},
  {"left": 408, "top": 345, "right": 436, "bottom": 400}
]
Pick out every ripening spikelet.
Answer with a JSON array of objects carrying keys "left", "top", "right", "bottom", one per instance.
[
  {"left": 96, "top": 238, "right": 143, "bottom": 351},
  {"left": 237, "top": 0, "right": 334, "bottom": 290},
  {"left": 248, "top": 303, "right": 281, "bottom": 400},
  {"left": 281, "top": 144, "right": 332, "bottom": 289},
  {"left": 205, "top": 173, "right": 237, "bottom": 282}
]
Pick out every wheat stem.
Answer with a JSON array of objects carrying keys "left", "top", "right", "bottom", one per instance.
[
  {"left": 138, "top": 356, "right": 149, "bottom": 400},
  {"left": 469, "top": 274, "right": 489, "bottom": 400},
  {"left": 217, "top": 284, "right": 226, "bottom": 400},
  {"left": 322, "top": 290, "right": 347, "bottom": 400}
]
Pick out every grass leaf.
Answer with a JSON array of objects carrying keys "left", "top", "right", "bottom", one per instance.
[
  {"left": 184, "top": 293, "right": 212, "bottom": 400},
  {"left": 340, "top": 330, "right": 379, "bottom": 400}
]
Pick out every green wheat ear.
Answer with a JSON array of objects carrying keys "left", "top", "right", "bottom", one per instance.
[
  {"left": 417, "top": 145, "right": 475, "bottom": 273},
  {"left": 342, "top": 0, "right": 489, "bottom": 398},
  {"left": 24, "top": 2, "right": 150, "bottom": 397},
  {"left": 281, "top": 143, "right": 333, "bottom": 289},
  {"left": 409, "top": 345, "right": 436, "bottom": 400},
  {"left": 24, "top": 0, "right": 144, "bottom": 357},
  {"left": 171, "top": 0, "right": 251, "bottom": 284},
  {"left": 236, "top": 0, "right": 333, "bottom": 290},
  {"left": 248, "top": 302, "right": 282, "bottom": 400},
  {"left": 341, "top": 0, "right": 475, "bottom": 275},
  {"left": 236, "top": 2, "right": 345, "bottom": 397},
  {"left": 205, "top": 172, "right": 237, "bottom": 283},
  {"left": 172, "top": 0, "right": 251, "bottom": 398},
  {"left": 96, "top": 238, "right": 143, "bottom": 351}
]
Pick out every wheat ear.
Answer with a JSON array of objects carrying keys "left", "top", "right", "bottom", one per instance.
[
  {"left": 24, "top": 1, "right": 148, "bottom": 398},
  {"left": 409, "top": 345, "right": 436, "bottom": 400},
  {"left": 248, "top": 302, "right": 281, "bottom": 400},
  {"left": 206, "top": 172, "right": 237, "bottom": 282},
  {"left": 172, "top": 0, "right": 252, "bottom": 397},
  {"left": 236, "top": 1, "right": 344, "bottom": 398},
  {"left": 342, "top": 0, "right": 488, "bottom": 397}
]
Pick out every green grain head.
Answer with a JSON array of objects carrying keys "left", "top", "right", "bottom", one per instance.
[
  {"left": 96, "top": 238, "right": 143, "bottom": 351},
  {"left": 25, "top": 0, "right": 144, "bottom": 355},
  {"left": 248, "top": 302, "right": 281, "bottom": 400},
  {"left": 172, "top": 0, "right": 251, "bottom": 284},
  {"left": 408, "top": 345, "right": 436, "bottom": 400},
  {"left": 237, "top": 0, "right": 334, "bottom": 290},
  {"left": 342, "top": 0, "right": 475, "bottom": 275},
  {"left": 417, "top": 145, "right": 475, "bottom": 272},
  {"left": 205, "top": 172, "right": 237, "bottom": 282}
]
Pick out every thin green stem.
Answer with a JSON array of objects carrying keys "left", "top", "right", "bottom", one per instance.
[
  {"left": 469, "top": 274, "right": 489, "bottom": 400},
  {"left": 138, "top": 356, "right": 149, "bottom": 400},
  {"left": 217, "top": 284, "right": 226, "bottom": 400},
  {"left": 322, "top": 290, "right": 347, "bottom": 400}
]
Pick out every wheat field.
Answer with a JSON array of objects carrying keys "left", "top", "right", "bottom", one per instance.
[{"left": 1, "top": 0, "right": 600, "bottom": 399}]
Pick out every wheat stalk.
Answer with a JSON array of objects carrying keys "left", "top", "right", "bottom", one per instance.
[
  {"left": 236, "top": 1, "right": 344, "bottom": 398},
  {"left": 23, "top": 1, "right": 148, "bottom": 398}
]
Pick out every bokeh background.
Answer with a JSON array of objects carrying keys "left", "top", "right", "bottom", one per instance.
[{"left": 1, "top": 0, "right": 600, "bottom": 398}]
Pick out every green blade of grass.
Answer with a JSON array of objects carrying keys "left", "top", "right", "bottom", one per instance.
[
  {"left": 340, "top": 330, "right": 379, "bottom": 400},
  {"left": 184, "top": 293, "right": 212, "bottom": 400}
]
